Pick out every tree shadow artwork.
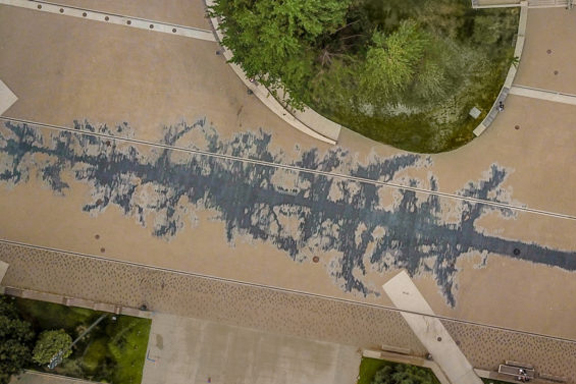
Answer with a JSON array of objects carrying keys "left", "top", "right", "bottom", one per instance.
[{"left": 1, "top": 118, "right": 574, "bottom": 307}]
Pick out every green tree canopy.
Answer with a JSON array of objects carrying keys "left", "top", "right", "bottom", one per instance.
[
  {"left": 210, "top": 0, "right": 352, "bottom": 105},
  {"left": 32, "top": 329, "right": 73, "bottom": 365},
  {"left": 210, "top": 0, "right": 518, "bottom": 152},
  {"left": 372, "top": 363, "right": 438, "bottom": 384},
  {"left": 0, "top": 297, "right": 35, "bottom": 384}
]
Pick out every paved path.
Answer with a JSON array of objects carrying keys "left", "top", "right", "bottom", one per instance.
[{"left": 383, "top": 271, "right": 482, "bottom": 384}]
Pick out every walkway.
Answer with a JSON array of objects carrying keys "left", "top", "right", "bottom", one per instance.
[{"left": 383, "top": 271, "right": 482, "bottom": 384}]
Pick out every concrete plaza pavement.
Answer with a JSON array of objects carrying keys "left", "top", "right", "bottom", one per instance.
[
  {"left": 1, "top": 2, "right": 576, "bottom": 383},
  {"left": 143, "top": 313, "right": 360, "bottom": 384}
]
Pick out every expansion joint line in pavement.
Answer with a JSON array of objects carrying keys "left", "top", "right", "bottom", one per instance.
[
  {"left": 510, "top": 84, "right": 576, "bottom": 106},
  {"left": 2, "top": 237, "right": 576, "bottom": 346},
  {"left": 4, "top": 116, "right": 576, "bottom": 223},
  {"left": 0, "top": 0, "right": 217, "bottom": 42}
]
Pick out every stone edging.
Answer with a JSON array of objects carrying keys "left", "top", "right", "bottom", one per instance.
[
  {"left": 0, "top": 285, "right": 152, "bottom": 319},
  {"left": 18, "top": 370, "right": 100, "bottom": 384},
  {"left": 204, "top": 0, "right": 340, "bottom": 145},
  {"left": 473, "top": 1, "right": 528, "bottom": 136}
]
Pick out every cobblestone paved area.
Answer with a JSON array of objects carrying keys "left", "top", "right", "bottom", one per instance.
[{"left": 2, "top": 241, "right": 575, "bottom": 382}]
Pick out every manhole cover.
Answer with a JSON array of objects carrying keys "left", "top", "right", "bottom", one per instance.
[
  {"left": 312, "top": 256, "right": 320, "bottom": 263},
  {"left": 513, "top": 248, "right": 521, "bottom": 256},
  {"left": 437, "top": 337, "right": 442, "bottom": 342}
]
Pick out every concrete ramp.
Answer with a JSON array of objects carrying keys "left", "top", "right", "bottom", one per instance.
[
  {"left": 0, "top": 261, "right": 8, "bottom": 284},
  {"left": 382, "top": 271, "right": 482, "bottom": 384},
  {"left": 0, "top": 80, "right": 18, "bottom": 115}
]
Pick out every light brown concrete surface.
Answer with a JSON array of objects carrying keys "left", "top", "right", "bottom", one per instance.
[
  {"left": 143, "top": 313, "right": 360, "bottom": 384},
  {"left": 0, "top": 6, "right": 324, "bottom": 152},
  {"left": 49, "top": 0, "right": 211, "bottom": 29},
  {"left": 1, "top": 4, "right": 576, "bottom": 337},
  {"left": 2, "top": 242, "right": 576, "bottom": 383},
  {"left": 514, "top": 8, "right": 576, "bottom": 93},
  {"left": 1, "top": 3, "right": 576, "bottom": 381}
]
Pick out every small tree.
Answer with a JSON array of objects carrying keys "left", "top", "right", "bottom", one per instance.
[
  {"left": 0, "top": 297, "right": 35, "bottom": 384},
  {"left": 360, "top": 20, "right": 428, "bottom": 103},
  {"left": 32, "top": 329, "right": 73, "bottom": 366}
]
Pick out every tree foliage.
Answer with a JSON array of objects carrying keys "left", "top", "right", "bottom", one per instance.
[
  {"left": 210, "top": 0, "right": 351, "bottom": 105},
  {"left": 372, "top": 364, "right": 438, "bottom": 384},
  {"left": 0, "top": 297, "right": 34, "bottom": 384},
  {"left": 360, "top": 20, "right": 427, "bottom": 101},
  {"left": 210, "top": 0, "right": 519, "bottom": 152},
  {"left": 32, "top": 329, "right": 73, "bottom": 365}
]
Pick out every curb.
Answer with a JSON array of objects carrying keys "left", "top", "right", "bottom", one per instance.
[
  {"left": 473, "top": 1, "right": 528, "bottom": 136},
  {"left": 1, "top": 285, "right": 152, "bottom": 319}
]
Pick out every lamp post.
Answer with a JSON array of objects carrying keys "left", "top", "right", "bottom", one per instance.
[{"left": 48, "top": 313, "right": 111, "bottom": 370}]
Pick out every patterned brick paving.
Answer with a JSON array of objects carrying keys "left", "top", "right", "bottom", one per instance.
[{"left": 1, "top": 241, "right": 575, "bottom": 382}]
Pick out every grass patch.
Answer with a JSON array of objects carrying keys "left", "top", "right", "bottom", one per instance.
[{"left": 11, "top": 296, "right": 151, "bottom": 384}]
